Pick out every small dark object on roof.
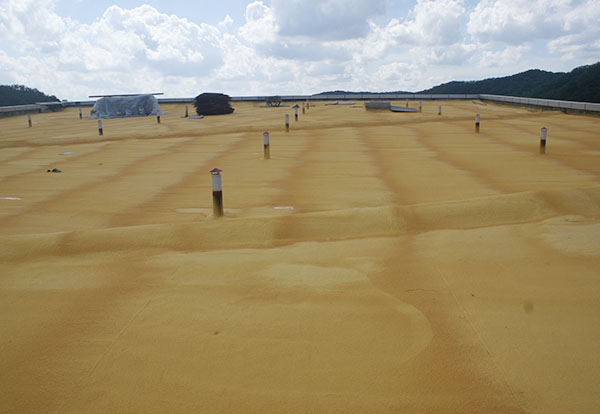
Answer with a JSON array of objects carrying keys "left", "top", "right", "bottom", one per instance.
[
  {"left": 365, "top": 101, "right": 391, "bottom": 110},
  {"left": 390, "top": 106, "right": 419, "bottom": 112},
  {"left": 266, "top": 96, "right": 282, "bottom": 107},
  {"left": 194, "top": 93, "right": 234, "bottom": 116},
  {"left": 47, "top": 168, "right": 62, "bottom": 173},
  {"left": 365, "top": 101, "right": 418, "bottom": 112}
]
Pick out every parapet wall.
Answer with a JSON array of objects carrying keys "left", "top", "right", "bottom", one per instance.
[
  {"left": 0, "top": 101, "right": 92, "bottom": 118},
  {"left": 305, "top": 93, "right": 480, "bottom": 101},
  {"left": 479, "top": 94, "right": 600, "bottom": 113},
  {"left": 1, "top": 94, "right": 599, "bottom": 117},
  {"left": 0, "top": 104, "right": 43, "bottom": 118}
]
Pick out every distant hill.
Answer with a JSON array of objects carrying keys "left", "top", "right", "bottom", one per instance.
[
  {"left": 421, "top": 70, "right": 558, "bottom": 96},
  {"left": 314, "top": 89, "right": 411, "bottom": 97},
  {"left": 0, "top": 85, "right": 60, "bottom": 107},
  {"left": 316, "top": 62, "right": 600, "bottom": 103},
  {"left": 422, "top": 62, "right": 600, "bottom": 103}
]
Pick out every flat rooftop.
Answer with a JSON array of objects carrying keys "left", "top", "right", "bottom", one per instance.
[{"left": 1, "top": 100, "right": 599, "bottom": 413}]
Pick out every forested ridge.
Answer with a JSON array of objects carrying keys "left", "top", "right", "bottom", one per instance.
[
  {"left": 422, "top": 62, "right": 600, "bottom": 102},
  {"left": 318, "top": 62, "right": 600, "bottom": 103},
  {"left": 0, "top": 85, "right": 59, "bottom": 107}
]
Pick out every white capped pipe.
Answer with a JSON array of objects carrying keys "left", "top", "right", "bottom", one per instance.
[
  {"left": 263, "top": 131, "right": 270, "bottom": 159},
  {"left": 540, "top": 127, "right": 547, "bottom": 153},
  {"left": 210, "top": 168, "right": 224, "bottom": 216},
  {"left": 211, "top": 172, "right": 222, "bottom": 191}
]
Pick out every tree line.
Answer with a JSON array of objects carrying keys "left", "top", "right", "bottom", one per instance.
[
  {"left": 422, "top": 62, "right": 600, "bottom": 103},
  {"left": 0, "top": 85, "right": 59, "bottom": 107},
  {"left": 317, "top": 62, "right": 600, "bottom": 103}
]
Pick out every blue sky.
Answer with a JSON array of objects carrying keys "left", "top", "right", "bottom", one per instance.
[
  {"left": 1, "top": 0, "right": 598, "bottom": 100},
  {"left": 53, "top": 0, "right": 417, "bottom": 31},
  {"left": 54, "top": 1, "right": 250, "bottom": 27}
]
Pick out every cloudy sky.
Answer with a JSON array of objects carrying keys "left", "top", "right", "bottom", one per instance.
[{"left": 1, "top": 0, "right": 598, "bottom": 100}]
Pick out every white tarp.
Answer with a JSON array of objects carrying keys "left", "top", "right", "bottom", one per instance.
[{"left": 89, "top": 94, "right": 163, "bottom": 118}]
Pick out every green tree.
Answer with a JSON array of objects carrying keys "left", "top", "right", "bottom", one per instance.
[{"left": 0, "top": 84, "right": 60, "bottom": 107}]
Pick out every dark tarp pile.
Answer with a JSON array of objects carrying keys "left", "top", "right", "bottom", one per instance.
[{"left": 194, "top": 93, "right": 234, "bottom": 116}]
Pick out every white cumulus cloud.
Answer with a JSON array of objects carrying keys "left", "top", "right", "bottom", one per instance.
[
  {"left": 273, "top": 0, "right": 386, "bottom": 40},
  {"left": 0, "top": 0, "right": 597, "bottom": 99},
  {"left": 0, "top": 2, "right": 228, "bottom": 98},
  {"left": 468, "top": 0, "right": 600, "bottom": 47},
  {"left": 387, "top": 0, "right": 467, "bottom": 46},
  {"left": 467, "top": 0, "right": 600, "bottom": 71}
]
